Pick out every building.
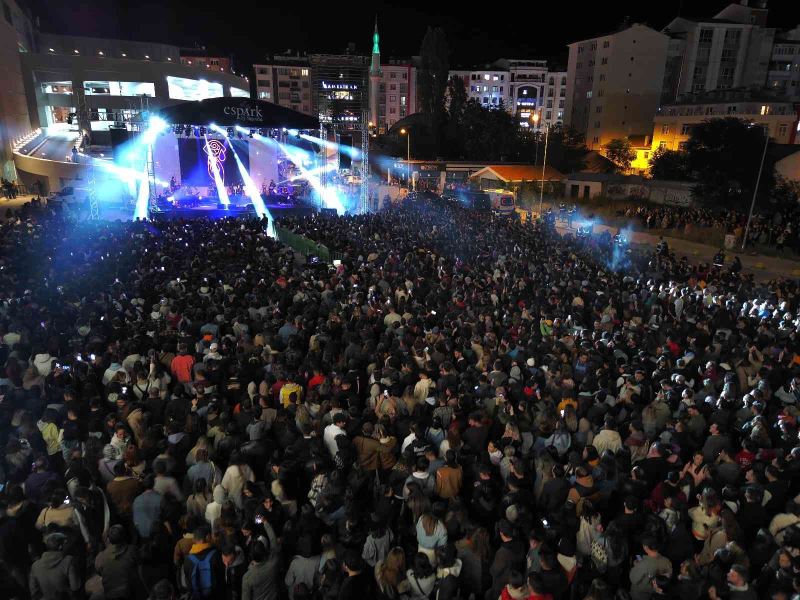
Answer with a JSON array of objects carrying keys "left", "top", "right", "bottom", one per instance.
[
  {"left": 470, "top": 164, "right": 565, "bottom": 192},
  {"left": 541, "top": 69, "right": 568, "bottom": 129},
  {"left": 21, "top": 33, "right": 249, "bottom": 144},
  {"left": 661, "top": 3, "right": 776, "bottom": 101},
  {"left": 253, "top": 53, "right": 312, "bottom": 115},
  {"left": 564, "top": 23, "right": 669, "bottom": 150},
  {"left": 650, "top": 88, "right": 799, "bottom": 153},
  {"left": 767, "top": 25, "right": 800, "bottom": 101},
  {"left": 376, "top": 60, "right": 415, "bottom": 132},
  {"left": 465, "top": 68, "right": 511, "bottom": 109},
  {"left": 179, "top": 46, "right": 233, "bottom": 74},
  {"left": 494, "top": 59, "right": 548, "bottom": 128},
  {"left": 0, "top": 0, "right": 36, "bottom": 178},
  {"left": 309, "top": 50, "right": 369, "bottom": 139}
]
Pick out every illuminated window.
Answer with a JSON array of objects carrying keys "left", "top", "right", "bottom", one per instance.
[
  {"left": 83, "top": 81, "right": 156, "bottom": 97},
  {"left": 41, "top": 81, "right": 73, "bottom": 94},
  {"left": 301, "top": 68, "right": 309, "bottom": 76},
  {"left": 661, "top": 124, "right": 669, "bottom": 134},
  {"left": 230, "top": 87, "right": 249, "bottom": 98},
  {"left": 760, "top": 105, "right": 770, "bottom": 115},
  {"left": 484, "top": 74, "right": 490, "bottom": 80}
]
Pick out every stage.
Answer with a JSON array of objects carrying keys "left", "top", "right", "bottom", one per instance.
[{"left": 148, "top": 195, "right": 317, "bottom": 221}]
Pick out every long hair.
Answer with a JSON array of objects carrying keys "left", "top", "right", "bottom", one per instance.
[
  {"left": 420, "top": 512, "right": 439, "bottom": 536},
  {"left": 377, "top": 547, "right": 406, "bottom": 589}
]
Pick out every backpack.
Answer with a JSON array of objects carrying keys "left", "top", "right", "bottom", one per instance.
[{"left": 188, "top": 550, "right": 216, "bottom": 598}]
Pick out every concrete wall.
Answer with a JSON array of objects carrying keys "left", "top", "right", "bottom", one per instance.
[
  {"left": 0, "top": 0, "right": 33, "bottom": 175},
  {"left": 13, "top": 151, "right": 87, "bottom": 193}
]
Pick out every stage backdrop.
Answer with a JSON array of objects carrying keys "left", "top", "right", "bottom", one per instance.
[
  {"left": 177, "top": 137, "right": 250, "bottom": 187},
  {"left": 248, "top": 140, "right": 279, "bottom": 193}
]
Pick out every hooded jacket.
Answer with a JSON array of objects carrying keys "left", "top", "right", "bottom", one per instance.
[
  {"left": 435, "top": 558, "right": 463, "bottom": 600},
  {"left": 181, "top": 541, "right": 224, "bottom": 598},
  {"left": 29, "top": 550, "right": 81, "bottom": 600},
  {"left": 95, "top": 543, "right": 138, "bottom": 599}
]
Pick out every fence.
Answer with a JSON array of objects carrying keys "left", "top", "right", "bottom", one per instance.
[{"left": 274, "top": 226, "right": 342, "bottom": 263}]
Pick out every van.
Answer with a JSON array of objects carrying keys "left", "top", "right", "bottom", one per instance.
[{"left": 484, "top": 189, "right": 516, "bottom": 217}]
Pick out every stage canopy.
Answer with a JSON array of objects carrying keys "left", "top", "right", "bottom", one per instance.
[{"left": 157, "top": 97, "right": 320, "bottom": 130}]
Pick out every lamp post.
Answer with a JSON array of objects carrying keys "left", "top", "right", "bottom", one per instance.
[
  {"left": 531, "top": 112, "right": 540, "bottom": 166},
  {"left": 741, "top": 123, "right": 770, "bottom": 251},
  {"left": 538, "top": 121, "right": 550, "bottom": 218},
  {"left": 400, "top": 128, "right": 411, "bottom": 190}
]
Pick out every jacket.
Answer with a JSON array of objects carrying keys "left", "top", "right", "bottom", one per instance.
[
  {"left": 29, "top": 550, "right": 81, "bottom": 600},
  {"left": 181, "top": 542, "right": 224, "bottom": 598},
  {"left": 490, "top": 539, "right": 525, "bottom": 600},
  {"left": 284, "top": 555, "right": 319, "bottom": 600},
  {"left": 353, "top": 436, "right": 390, "bottom": 471},
  {"left": 95, "top": 543, "right": 138, "bottom": 599},
  {"left": 222, "top": 545, "right": 247, "bottom": 600},
  {"left": 629, "top": 554, "right": 672, "bottom": 600},
  {"left": 434, "top": 465, "right": 463, "bottom": 499},
  {"left": 241, "top": 556, "right": 280, "bottom": 600}
]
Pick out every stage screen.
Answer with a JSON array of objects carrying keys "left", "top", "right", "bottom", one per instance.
[{"left": 178, "top": 137, "right": 249, "bottom": 187}]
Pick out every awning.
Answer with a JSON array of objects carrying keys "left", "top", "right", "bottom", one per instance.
[{"left": 157, "top": 97, "right": 320, "bottom": 130}]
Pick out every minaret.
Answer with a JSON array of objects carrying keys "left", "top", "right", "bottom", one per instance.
[{"left": 369, "top": 16, "right": 382, "bottom": 132}]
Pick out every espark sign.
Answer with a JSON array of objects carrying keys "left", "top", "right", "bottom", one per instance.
[{"left": 223, "top": 105, "right": 263, "bottom": 122}]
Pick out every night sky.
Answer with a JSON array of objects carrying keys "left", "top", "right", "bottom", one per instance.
[{"left": 32, "top": 0, "right": 800, "bottom": 71}]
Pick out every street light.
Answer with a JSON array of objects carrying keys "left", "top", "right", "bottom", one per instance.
[
  {"left": 742, "top": 123, "right": 770, "bottom": 251},
  {"left": 531, "top": 112, "right": 540, "bottom": 166},
  {"left": 538, "top": 122, "right": 550, "bottom": 218},
  {"left": 400, "top": 128, "right": 412, "bottom": 190}
]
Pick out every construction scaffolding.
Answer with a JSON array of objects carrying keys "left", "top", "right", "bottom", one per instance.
[{"left": 360, "top": 109, "right": 369, "bottom": 213}]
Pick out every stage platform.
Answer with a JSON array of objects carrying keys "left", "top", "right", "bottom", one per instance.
[{"left": 148, "top": 201, "right": 316, "bottom": 221}]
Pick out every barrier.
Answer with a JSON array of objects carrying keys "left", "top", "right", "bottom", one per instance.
[{"left": 274, "top": 226, "right": 332, "bottom": 263}]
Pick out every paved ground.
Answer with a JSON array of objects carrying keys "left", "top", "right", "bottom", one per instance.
[{"left": 519, "top": 208, "right": 800, "bottom": 281}]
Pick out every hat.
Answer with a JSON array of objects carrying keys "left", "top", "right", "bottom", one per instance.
[
  {"left": 526, "top": 358, "right": 536, "bottom": 367},
  {"left": 199, "top": 286, "right": 210, "bottom": 294},
  {"left": 209, "top": 343, "right": 219, "bottom": 351}
]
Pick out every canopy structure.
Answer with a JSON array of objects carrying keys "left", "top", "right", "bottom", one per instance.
[{"left": 157, "top": 97, "right": 320, "bottom": 130}]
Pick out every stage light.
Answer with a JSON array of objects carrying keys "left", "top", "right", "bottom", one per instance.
[
  {"left": 184, "top": 125, "right": 191, "bottom": 137},
  {"left": 199, "top": 126, "right": 207, "bottom": 136}
]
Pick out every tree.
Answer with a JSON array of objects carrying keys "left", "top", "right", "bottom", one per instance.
[
  {"left": 603, "top": 138, "right": 636, "bottom": 172},
  {"left": 417, "top": 27, "right": 450, "bottom": 154},
  {"left": 444, "top": 75, "right": 468, "bottom": 158},
  {"left": 542, "top": 126, "right": 589, "bottom": 174},
  {"left": 649, "top": 147, "right": 691, "bottom": 181},
  {"left": 684, "top": 117, "right": 775, "bottom": 209}
]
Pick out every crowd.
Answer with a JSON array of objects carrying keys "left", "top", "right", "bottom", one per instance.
[
  {"left": 618, "top": 204, "right": 800, "bottom": 254},
  {"left": 1, "top": 195, "right": 800, "bottom": 600}
]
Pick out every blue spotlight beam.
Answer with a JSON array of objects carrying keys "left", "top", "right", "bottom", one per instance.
[
  {"left": 299, "top": 132, "right": 361, "bottom": 159},
  {"left": 210, "top": 125, "right": 274, "bottom": 236},
  {"left": 275, "top": 139, "right": 345, "bottom": 214},
  {"left": 133, "top": 148, "right": 151, "bottom": 220}
]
